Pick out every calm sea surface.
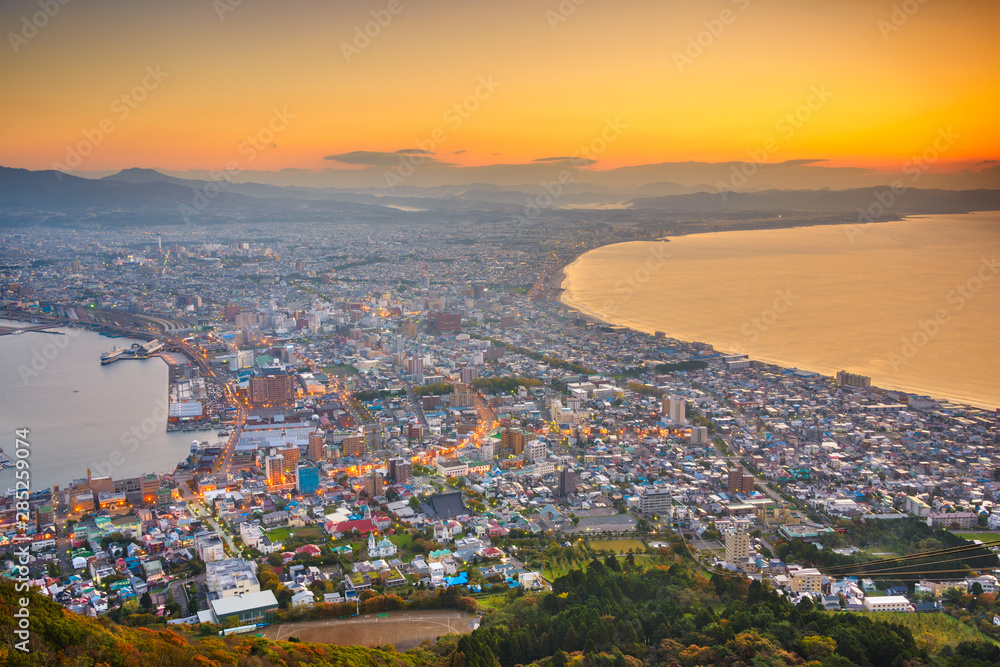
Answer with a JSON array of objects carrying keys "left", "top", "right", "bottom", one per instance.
[
  {"left": 561, "top": 212, "right": 1000, "bottom": 409},
  {"left": 0, "top": 321, "right": 208, "bottom": 492}
]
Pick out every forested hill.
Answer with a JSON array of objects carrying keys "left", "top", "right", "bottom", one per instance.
[
  {"left": 457, "top": 554, "right": 1000, "bottom": 667},
  {"left": 4, "top": 552, "right": 1000, "bottom": 667},
  {"left": 0, "top": 578, "right": 437, "bottom": 667}
]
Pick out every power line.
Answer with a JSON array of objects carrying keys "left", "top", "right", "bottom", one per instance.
[
  {"left": 820, "top": 543, "right": 996, "bottom": 573},
  {"left": 829, "top": 552, "right": 999, "bottom": 577}
]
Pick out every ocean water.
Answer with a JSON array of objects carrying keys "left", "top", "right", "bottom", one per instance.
[
  {"left": 561, "top": 212, "right": 1000, "bottom": 409},
  {"left": 0, "top": 321, "right": 206, "bottom": 492}
]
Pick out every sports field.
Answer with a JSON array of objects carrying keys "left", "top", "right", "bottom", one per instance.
[{"left": 262, "top": 609, "right": 478, "bottom": 650}]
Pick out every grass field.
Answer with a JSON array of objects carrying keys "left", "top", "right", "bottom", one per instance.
[
  {"left": 263, "top": 610, "right": 477, "bottom": 650},
  {"left": 857, "top": 612, "right": 1000, "bottom": 648},
  {"left": 588, "top": 539, "right": 646, "bottom": 553},
  {"left": 473, "top": 594, "right": 508, "bottom": 610},
  {"left": 955, "top": 532, "right": 1000, "bottom": 543},
  {"left": 266, "top": 527, "right": 293, "bottom": 543},
  {"left": 265, "top": 525, "right": 323, "bottom": 543},
  {"left": 389, "top": 533, "right": 414, "bottom": 550}
]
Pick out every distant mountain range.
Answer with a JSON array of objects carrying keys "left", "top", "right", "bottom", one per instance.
[{"left": 1, "top": 165, "right": 998, "bottom": 227}]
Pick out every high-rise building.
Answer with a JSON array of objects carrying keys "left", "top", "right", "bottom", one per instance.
[
  {"left": 727, "top": 465, "right": 755, "bottom": 494},
  {"left": 789, "top": 568, "right": 822, "bottom": 593},
  {"left": 557, "top": 467, "right": 577, "bottom": 497},
  {"left": 296, "top": 463, "right": 320, "bottom": 495},
  {"left": 525, "top": 439, "right": 547, "bottom": 462},
  {"left": 388, "top": 457, "right": 412, "bottom": 484},
  {"left": 206, "top": 558, "right": 260, "bottom": 598},
  {"left": 725, "top": 531, "right": 750, "bottom": 564},
  {"left": 279, "top": 445, "right": 300, "bottom": 474},
  {"left": 690, "top": 426, "right": 709, "bottom": 445},
  {"left": 249, "top": 374, "right": 296, "bottom": 405},
  {"left": 141, "top": 473, "right": 160, "bottom": 506},
  {"left": 460, "top": 366, "right": 478, "bottom": 385},
  {"left": 407, "top": 355, "right": 424, "bottom": 376},
  {"left": 364, "top": 471, "right": 384, "bottom": 498},
  {"left": 664, "top": 396, "right": 687, "bottom": 424},
  {"left": 429, "top": 312, "right": 462, "bottom": 332},
  {"left": 638, "top": 486, "right": 672, "bottom": 515},
  {"left": 264, "top": 455, "right": 285, "bottom": 485},
  {"left": 501, "top": 429, "right": 525, "bottom": 456},
  {"left": 342, "top": 434, "right": 366, "bottom": 458},
  {"left": 452, "top": 382, "right": 475, "bottom": 408},
  {"left": 836, "top": 370, "right": 871, "bottom": 389},
  {"left": 308, "top": 429, "right": 325, "bottom": 460}
]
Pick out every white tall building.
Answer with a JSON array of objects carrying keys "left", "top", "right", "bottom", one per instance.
[
  {"left": 264, "top": 455, "right": 285, "bottom": 485},
  {"left": 525, "top": 439, "right": 547, "bottom": 462},
  {"left": 725, "top": 531, "right": 750, "bottom": 564},
  {"left": 206, "top": 558, "right": 260, "bottom": 599},
  {"left": 194, "top": 531, "right": 225, "bottom": 563},
  {"left": 665, "top": 396, "right": 687, "bottom": 424}
]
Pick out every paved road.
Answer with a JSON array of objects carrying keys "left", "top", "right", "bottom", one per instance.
[
  {"left": 471, "top": 394, "right": 498, "bottom": 442},
  {"left": 402, "top": 375, "right": 428, "bottom": 428},
  {"left": 168, "top": 573, "right": 206, "bottom": 617},
  {"left": 190, "top": 502, "right": 239, "bottom": 553}
]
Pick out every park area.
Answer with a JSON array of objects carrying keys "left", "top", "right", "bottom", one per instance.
[
  {"left": 261, "top": 609, "right": 478, "bottom": 650},
  {"left": 265, "top": 525, "right": 324, "bottom": 544},
  {"left": 587, "top": 539, "right": 647, "bottom": 553}
]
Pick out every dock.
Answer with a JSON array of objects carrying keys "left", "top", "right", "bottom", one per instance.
[
  {"left": 0, "top": 323, "right": 66, "bottom": 336},
  {"left": 101, "top": 339, "right": 165, "bottom": 364}
]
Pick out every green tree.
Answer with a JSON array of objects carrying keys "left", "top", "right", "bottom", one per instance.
[{"left": 800, "top": 635, "right": 837, "bottom": 660}]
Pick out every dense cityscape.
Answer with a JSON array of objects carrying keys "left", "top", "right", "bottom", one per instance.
[{"left": 2, "top": 219, "right": 998, "bottom": 654}]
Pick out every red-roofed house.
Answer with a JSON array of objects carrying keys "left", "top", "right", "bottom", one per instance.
[
  {"left": 328, "top": 518, "right": 376, "bottom": 537},
  {"left": 478, "top": 547, "right": 504, "bottom": 560},
  {"left": 295, "top": 544, "right": 322, "bottom": 557}
]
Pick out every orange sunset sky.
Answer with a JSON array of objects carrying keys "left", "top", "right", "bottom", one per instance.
[{"left": 1, "top": 0, "right": 998, "bottom": 181}]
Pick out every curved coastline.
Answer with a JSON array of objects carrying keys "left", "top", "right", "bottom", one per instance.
[{"left": 558, "top": 215, "right": 999, "bottom": 410}]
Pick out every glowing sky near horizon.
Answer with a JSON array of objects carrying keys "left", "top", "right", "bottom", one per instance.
[{"left": 1, "top": 0, "right": 997, "bottom": 174}]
